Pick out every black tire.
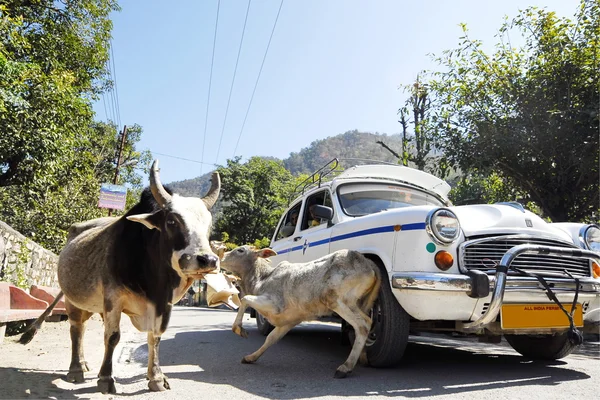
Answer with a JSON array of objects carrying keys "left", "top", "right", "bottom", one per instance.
[
  {"left": 364, "top": 274, "right": 410, "bottom": 367},
  {"left": 256, "top": 312, "right": 275, "bottom": 336},
  {"left": 341, "top": 320, "right": 352, "bottom": 346},
  {"left": 504, "top": 332, "right": 578, "bottom": 360}
]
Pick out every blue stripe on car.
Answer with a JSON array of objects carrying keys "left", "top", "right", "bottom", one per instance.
[{"left": 278, "top": 222, "right": 426, "bottom": 254}]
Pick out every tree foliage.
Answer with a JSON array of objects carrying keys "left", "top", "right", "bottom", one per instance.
[
  {"left": 429, "top": 0, "right": 599, "bottom": 221},
  {"left": 215, "top": 157, "right": 299, "bottom": 245},
  {"left": 0, "top": 0, "right": 119, "bottom": 187},
  {"left": 0, "top": 1, "right": 151, "bottom": 253},
  {"left": 449, "top": 170, "right": 523, "bottom": 204},
  {"left": 397, "top": 75, "right": 439, "bottom": 173},
  {"left": 0, "top": 121, "right": 150, "bottom": 252}
]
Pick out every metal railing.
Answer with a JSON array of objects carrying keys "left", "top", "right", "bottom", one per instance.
[{"left": 462, "top": 244, "right": 600, "bottom": 331}]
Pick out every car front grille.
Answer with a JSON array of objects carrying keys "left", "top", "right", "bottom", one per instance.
[{"left": 460, "top": 235, "right": 590, "bottom": 278}]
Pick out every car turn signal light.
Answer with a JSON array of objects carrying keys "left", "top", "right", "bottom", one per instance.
[
  {"left": 593, "top": 261, "right": 600, "bottom": 279},
  {"left": 435, "top": 251, "right": 454, "bottom": 271}
]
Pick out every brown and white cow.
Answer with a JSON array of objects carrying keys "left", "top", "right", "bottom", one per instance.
[
  {"left": 220, "top": 246, "right": 381, "bottom": 378},
  {"left": 20, "top": 160, "right": 220, "bottom": 394}
]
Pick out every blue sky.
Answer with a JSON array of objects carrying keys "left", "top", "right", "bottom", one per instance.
[{"left": 97, "top": 0, "right": 579, "bottom": 184}]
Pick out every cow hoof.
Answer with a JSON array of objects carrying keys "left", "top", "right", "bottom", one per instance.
[
  {"left": 66, "top": 371, "right": 85, "bottom": 383},
  {"left": 97, "top": 377, "right": 116, "bottom": 394},
  {"left": 241, "top": 356, "right": 255, "bottom": 364},
  {"left": 148, "top": 377, "right": 170, "bottom": 391},
  {"left": 233, "top": 325, "right": 249, "bottom": 338},
  {"left": 334, "top": 369, "right": 349, "bottom": 379}
]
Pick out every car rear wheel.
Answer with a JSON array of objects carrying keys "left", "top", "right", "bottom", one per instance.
[
  {"left": 256, "top": 312, "right": 275, "bottom": 336},
  {"left": 504, "top": 332, "right": 578, "bottom": 360}
]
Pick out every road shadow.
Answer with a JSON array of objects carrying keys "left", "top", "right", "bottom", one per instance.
[
  {"left": 125, "top": 322, "right": 593, "bottom": 399},
  {"left": 0, "top": 367, "right": 102, "bottom": 399}
]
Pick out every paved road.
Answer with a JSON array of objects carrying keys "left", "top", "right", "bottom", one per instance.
[{"left": 0, "top": 307, "right": 598, "bottom": 399}]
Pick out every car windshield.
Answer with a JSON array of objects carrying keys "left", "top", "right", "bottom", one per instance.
[{"left": 338, "top": 183, "right": 444, "bottom": 216}]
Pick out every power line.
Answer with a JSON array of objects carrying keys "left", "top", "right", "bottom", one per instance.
[
  {"left": 214, "top": 0, "right": 252, "bottom": 164},
  {"left": 152, "top": 151, "right": 218, "bottom": 167},
  {"left": 200, "top": 0, "right": 221, "bottom": 174},
  {"left": 109, "top": 39, "right": 122, "bottom": 129},
  {"left": 102, "top": 93, "right": 109, "bottom": 122},
  {"left": 233, "top": 0, "right": 284, "bottom": 158},
  {"left": 106, "top": 59, "right": 118, "bottom": 126}
]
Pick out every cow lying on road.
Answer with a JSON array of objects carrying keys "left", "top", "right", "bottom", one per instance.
[
  {"left": 20, "top": 160, "right": 221, "bottom": 394},
  {"left": 220, "top": 246, "right": 381, "bottom": 378}
]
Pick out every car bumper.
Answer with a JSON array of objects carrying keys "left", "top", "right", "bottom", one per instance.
[{"left": 391, "top": 244, "right": 600, "bottom": 333}]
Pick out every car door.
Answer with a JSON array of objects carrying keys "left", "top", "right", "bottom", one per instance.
[
  {"left": 269, "top": 202, "right": 302, "bottom": 264},
  {"left": 288, "top": 190, "right": 333, "bottom": 263}
]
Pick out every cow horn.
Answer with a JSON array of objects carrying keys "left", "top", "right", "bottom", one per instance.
[
  {"left": 202, "top": 172, "right": 221, "bottom": 209},
  {"left": 149, "top": 159, "right": 172, "bottom": 208}
]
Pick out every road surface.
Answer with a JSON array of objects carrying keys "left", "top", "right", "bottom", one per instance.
[{"left": 0, "top": 306, "right": 598, "bottom": 399}]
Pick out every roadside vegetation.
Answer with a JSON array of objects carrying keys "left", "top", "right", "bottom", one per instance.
[
  {"left": 1, "top": 0, "right": 597, "bottom": 253},
  {"left": 0, "top": 1, "right": 149, "bottom": 253}
]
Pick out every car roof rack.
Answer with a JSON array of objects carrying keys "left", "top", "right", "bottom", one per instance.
[{"left": 288, "top": 158, "right": 400, "bottom": 204}]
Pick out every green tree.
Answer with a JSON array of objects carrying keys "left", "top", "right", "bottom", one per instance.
[
  {"left": 215, "top": 157, "right": 298, "bottom": 245},
  {"left": 0, "top": 0, "right": 154, "bottom": 252},
  {"left": 449, "top": 171, "right": 522, "bottom": 204},
  {"left": 0, "top": 121, "right": 150, "bottom": 252},
  {"left": 429, "top": 0, "right": 599, "bottom": 221},
  {"left": 0, "top": 0, "right": 119, "bottom": 187},
  {"left": 397, "top": 74, "right": 438, "bottom": 173}
]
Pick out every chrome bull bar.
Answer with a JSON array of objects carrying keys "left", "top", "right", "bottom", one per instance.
[{"left": 462, "top": 244, "right": 600, "bottom": 332}]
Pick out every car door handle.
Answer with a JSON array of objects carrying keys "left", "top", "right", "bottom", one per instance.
[{"left": 293, "top": 236, "right": 303, "bottom": 242}]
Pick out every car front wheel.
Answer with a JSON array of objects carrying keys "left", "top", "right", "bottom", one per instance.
[
  {"left": 343, "top": 275, "right": 410, "bottom": 367},
  {"left": 365, "top": 278, "right": 410, "bottom": 367},
  {"left": 504, "top": 332, "right": 578, "bottom": 360}
]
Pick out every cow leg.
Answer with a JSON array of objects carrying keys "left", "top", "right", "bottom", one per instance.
[
  {"left": 331, "top": 301, "right": 372, "bottom": 379},
  {"left": 232, "top": 295, "right": 278, "bottom": 339},
  {"left": 66, "top": 300, "right": 93, "bottom": 383},
  {"left": 147, "top": 332, "right": 170, "bottom": 392},
  {"left": 242, "top": 324, "right": 296, "bottom": 364},
  {"left": 97, "top": 305, "right": 122, "bottom": 394}
]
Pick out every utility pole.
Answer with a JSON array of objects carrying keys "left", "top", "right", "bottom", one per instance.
[
  {"left": 113, "top": 125, "right": 128, "bottom": 185},
  {"left": 108, "top": 125, "right": 128, "bottom": 216}
]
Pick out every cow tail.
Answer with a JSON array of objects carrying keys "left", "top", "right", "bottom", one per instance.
[
  {"left": 360, "top": 265, "right": 382, "bottom": 314},
  {"left": 19, "top": 291, "right": 64, "bottom": 345}
]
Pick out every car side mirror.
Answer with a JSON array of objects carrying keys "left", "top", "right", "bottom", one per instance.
[{"left": 312, "top": 205, "right": 334, "bottom": 221}]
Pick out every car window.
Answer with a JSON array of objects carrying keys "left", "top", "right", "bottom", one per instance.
[
  {"left": 338, "top": 183, "right": 444, "bottom": 216},
  {"left": 301, "top": 190, "right": 332, "bottom": 231},
  {"left": 274, "top": 203, "right": 302, "bottom": 240}
]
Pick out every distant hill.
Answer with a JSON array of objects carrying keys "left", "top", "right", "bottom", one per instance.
[
  {"left": 167, "top": 174, "right": 213, "bottom": 198},
  {"left": 283, "top": 130, "right": 403, "bottom": 175},
  {"left": 167, "top": 130, "right": 407, "bottom": 191}
]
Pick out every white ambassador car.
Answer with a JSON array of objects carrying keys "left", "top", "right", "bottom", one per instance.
[{"left": 257, "top": 159, "right": 600, "bottom": 367}]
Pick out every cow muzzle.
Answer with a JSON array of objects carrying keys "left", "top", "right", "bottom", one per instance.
[{"left": 179, "top": 253, "right": 220, "bottom": 274}]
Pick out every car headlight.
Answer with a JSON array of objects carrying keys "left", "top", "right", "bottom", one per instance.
[
  {"left": 426, "top": 208, "right": 461, "bottom": 244},
  {"left": 580, "top": 225, "right": 600, "bottom": 252}
]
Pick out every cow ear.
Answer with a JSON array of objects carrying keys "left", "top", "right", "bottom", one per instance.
[
  {"left": 257, "top": 248, "right": 277, "bottom": 258},
  {"left": 127, "top": 211, "right": 162, "bottom": 230}
]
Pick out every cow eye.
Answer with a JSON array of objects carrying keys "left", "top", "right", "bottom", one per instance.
[
  {"left": 236, "top": 248, "right": 244, "bottom": 253},
  {"left": 167, "top": 219, "right": 176, "bottom": 226}
]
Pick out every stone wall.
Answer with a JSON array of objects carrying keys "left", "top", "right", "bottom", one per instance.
[{"left": 0, "top": 220, "right": 59, "bottom": 288}]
